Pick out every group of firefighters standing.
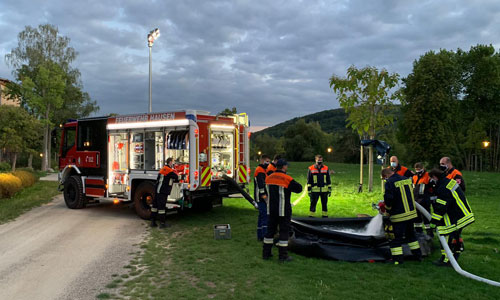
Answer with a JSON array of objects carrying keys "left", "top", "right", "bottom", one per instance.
[
  {"left": 380, "top": 155, "right": 474, "bottom": 265},
  {"left": 253, "top": 153, "right": 474, "bottom": 265},
  {"left": 254, "top": 154, "right": 332, "bottom": 262}
]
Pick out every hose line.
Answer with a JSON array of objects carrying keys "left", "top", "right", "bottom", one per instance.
[{"left": 415, "top": 202, "right": 500, "bottom": 287}]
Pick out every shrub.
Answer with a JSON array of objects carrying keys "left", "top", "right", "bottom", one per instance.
[
  {"left": 0, "top": 173, "right": 22, "bottom": 198},
  {"left": 0, "top": 162, "right": 10, "bottom": 172},
  {"left": 12, "top": 170, "right": 37, "bottom": 188}
]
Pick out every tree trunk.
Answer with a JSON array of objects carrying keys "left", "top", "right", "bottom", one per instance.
[
  {"left": 28, "top": 153, "right": 33, "bottom": 169},
  {"left": 11, "top": 152, "right": 17, "bottom": 171},
  {"left": 42, "top": 103, "right": 50, "bottom": 171},
  {"left": 0, "top": 148, "right": 3, "bottom": 162},
  {"left": 368, "top": 135, "right": 374, "bottom": 192},
  {"left": 48, "top": 126, "right": 52, "bottom": 170}
]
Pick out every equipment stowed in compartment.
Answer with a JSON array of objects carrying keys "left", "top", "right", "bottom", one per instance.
[{"left": 167, "top": 131, "right": 188, "bottom": 150}]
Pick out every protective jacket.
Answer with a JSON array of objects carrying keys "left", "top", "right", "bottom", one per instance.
[
  {"left": 431, "top": 177, "right": 474, "bottom": 235},
  {"left": 307, "top": 164, "right": 331, "bottom": 193},
  {"left": 445, "top": 167, "right": 466, "bottom": 192},
  {"left": 155, "top": 166, "right": 179, "bottom": 195},
  {"left": 384, "top": 173, "right": 418, "bottom": 223},
  {"left": 412, "top": 171, "right": 432, "bottom": 204},
  {"left": 394, "top": 164, "right": 413, "bottom": 178},
  {"left": 265, "top": 170, "right": 303, "bottom": 217},
  {"left": 266, "top": 163, "right": 277, "bottom": 176},
  {"left": 254, "top": 164, "right": 268, "bottom": 202}
]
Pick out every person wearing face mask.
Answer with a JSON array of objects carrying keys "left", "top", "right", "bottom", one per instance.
[
  {"left": 151, "top": 157, "right": 179, "bottom": 228},
  {"left": 307, "top": 155, "right": 332, "bottom": 218},
  {"left": 412, "top": 162, "right": 433, "bottom": 237},
  {"left": 428, "top": 168, "right": 474, "bottom": 266},
  {"left": 254, "top": 154, "right": 270, "bottom": 241},
  {"left": 389, "top": 156, "right": 414, "bottom": 178},
  {"left": 381, "top": 167, "right": 422, "bottom": 264},
  {"left": 266, "top": 154, "right": 281, "bottom": 176},
  {"left": 439, "top": 157, "right": 466, "bottom": 192}
]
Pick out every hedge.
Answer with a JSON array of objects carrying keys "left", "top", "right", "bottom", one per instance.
[
  {"left": 12, "top": 170, "right": 37, "bottom": 188},
  {"left": 0, "top": 173, "right": 23, "bottom": 198}
]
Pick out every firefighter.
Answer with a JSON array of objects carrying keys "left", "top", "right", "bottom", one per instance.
[
  {"left": 254, "top": 154, "right": 270, "bottom": 241},
  {"left": 380, "top": 168, "right": 422, "bottom": 264},
  {"left": 389, "top": 156, "right": 414, "bottom": 178},
  {"left": 151, "top": 157, "right": 179, "bottom": 228},
  {"left": 307, "top": 155, "right": 331, "bottom": 218},
  {"left": 412, "top": 162, "right": 433, "bottom": 236},
  {"left": 428, "top": 168, "right": 474, "bottom": 266},
  {"left": 266, "top": 154, "right": 281, "bottom": 176},
  {"left": 439, "top": 157, "right": 466, "bottom": 192},
  {"left": 262, "top": 159, "right": 303, "bottom": 262}
]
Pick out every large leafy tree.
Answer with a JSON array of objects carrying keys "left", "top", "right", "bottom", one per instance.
[
  {"left": 0, "top": 106, "right": 41, "bottom": 171},
  {"left": 5, "top": 24, "right": 98, "bottom": 170},
  {"left": 330, "top": 66, "right": 401, "bottom": 192},
  {"left": 458, "top": 45, "right": 500, "bottom": 171},
  {"left": 401, "top": 50, "right": 462, "bottom": 166}
]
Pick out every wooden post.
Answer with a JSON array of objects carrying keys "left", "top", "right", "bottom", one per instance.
[{"left": 359, "top": 145, "right": 364, "bottom": 193}]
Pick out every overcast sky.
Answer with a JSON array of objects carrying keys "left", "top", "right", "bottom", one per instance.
[{"left": 1, "top": 0, "right": 500, "bottom": 129}]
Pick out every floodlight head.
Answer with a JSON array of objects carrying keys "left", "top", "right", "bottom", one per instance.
[{"left": 147, "top": 28, "right": 160, "bottom": 46}]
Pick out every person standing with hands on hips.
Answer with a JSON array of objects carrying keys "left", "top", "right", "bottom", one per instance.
[{"left": 307, "top": 155, "right": 331, "bottom": 218}]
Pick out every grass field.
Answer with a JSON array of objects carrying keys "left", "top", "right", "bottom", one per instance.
[{"left": 102, "top": 162, "right": 500, "bottom": 300}]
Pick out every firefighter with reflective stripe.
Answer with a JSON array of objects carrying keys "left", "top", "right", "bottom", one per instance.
[
  {"left": 428, "top": 168, "right": 474, "bottom": 266},
  {"left": 440, "top": 156, "right": 466, "bottom": 192},
  {"left": 307, "top": 155, "right": 331, "bottom": 218},
  {"left": 381, "top": 168, "right": 422, "bottom": 264},
  {"left": 262, "top": 159, "right": 303, "bottom": 262},
  {"left": 266, "top": 154, "right": 281, "bottom": 176},
  {"left": 254, "top": 155, "right": 270, "bottom": 241},
  {"left": 151, "top": 157, "right": 179, "bottom": 228},
  {"left": 412, "top": 162, "right": 433, "bottom": 236},
  {"left": 389, "top": 156, "right": 414, "bottom": 178}
]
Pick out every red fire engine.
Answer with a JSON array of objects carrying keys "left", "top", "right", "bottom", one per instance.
[{"left": 58, "top": 110, "right": 253, "bottom": 219}]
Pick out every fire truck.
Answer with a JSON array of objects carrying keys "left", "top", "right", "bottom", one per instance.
[{"left": 58, "top": 110, "right": 254, "bottom": 219}]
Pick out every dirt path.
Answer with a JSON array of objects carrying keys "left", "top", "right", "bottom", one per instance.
[{"left": 0, "top": 195, "right": 147, "bottom": 300}]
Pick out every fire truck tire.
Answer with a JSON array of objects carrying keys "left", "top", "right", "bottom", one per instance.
[
  {"left": 134, "top": 181, "right": 154, "bottom": 220},
  {"left": 64, "top": 175, "right": 86, "bottom": 209}
]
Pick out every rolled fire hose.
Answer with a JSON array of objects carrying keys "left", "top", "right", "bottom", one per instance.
[{"left": 415, "top": 202, "right": 500, "bottom": 287}]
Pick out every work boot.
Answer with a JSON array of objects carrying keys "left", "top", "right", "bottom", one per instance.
[
  {"left": 150, "top": 211, "right": 158, "bottom": 227},
  {"left": 150, "top": 220, "right": 158, "bottom": 227},
  {"left": 411, "top": 249, "right": 423, "bottom": 262},
  {"left": 262, "top": 243, "right": 273, "bottom": 260},
  {"left": 393, "top": 255, "right": 404, "bottom": 265},
  {"left": 279, "top": 256, "right": 293, "bottom": 263},
  {"left": 159, "top": 222, "right": 171, "bottom": 229}
]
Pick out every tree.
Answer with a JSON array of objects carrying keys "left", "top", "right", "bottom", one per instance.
[
  {"left": 458, "top": 45, "right": 500, "bottom": 171},
  {"left": 330, "top": 66, "right": 401, "bottom": 191},
  {"left": 0, "top": 106, "right": 41, "bottom": 171},
  {"left": 5, "top": 24, "right": 98, "bottom": 170},
  {"left": 401, "top": 50, "right": 462, "bottom": 166},
  {"left": 283, "top": 119, "right": 333, "bottom": 161},
  {"left": 218, "top": 107, "right": 237, "bottom": 116}
]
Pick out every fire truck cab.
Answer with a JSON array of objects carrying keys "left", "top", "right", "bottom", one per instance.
[{"left": 58, "top": 110, "right": 251, "bottom": 219}]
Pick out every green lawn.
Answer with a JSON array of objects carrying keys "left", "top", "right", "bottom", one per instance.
[
  {"left": 0, "top": 180, "right": 60, "bottom": 224},
  {"left": 104, "top": 162, "right": 500, "bottom": 300}
]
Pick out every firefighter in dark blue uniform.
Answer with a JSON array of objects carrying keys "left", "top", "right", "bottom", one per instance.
[
  {"left": 151, "top": 157, "right": 179, "bottom": 228},
  {"left": 412, "top": 162, "right": 433, "bottom": 236},
  {"left": 380, "top": 167, "right": 422, "bottom": 264},
  {"left": 262, "top": 159, "right": 303, "bottom": 262},
  {"left": 429, "top": 169, "right": 474, "bottom": 266},
  {"left": 307, "top": 155, "right": 331, "bottom": 217},
  {"left": 254, "top": 155, "right": 270, "bottom": 241}
]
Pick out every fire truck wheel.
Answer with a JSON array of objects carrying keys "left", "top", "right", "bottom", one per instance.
[
  {"left": 64, "top": 175, "right": 86, "bottom": 209},
  {"left": 134, "top": 181, "right": 154, "bottom": 220}
]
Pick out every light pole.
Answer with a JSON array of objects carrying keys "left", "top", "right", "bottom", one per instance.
[{"left": 148, "top": 28, "right": 160, "bottom": 113}]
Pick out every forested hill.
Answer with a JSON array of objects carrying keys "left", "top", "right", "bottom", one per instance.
[{"left": 254, "top": 108, "right": 348, "bottom": 138}]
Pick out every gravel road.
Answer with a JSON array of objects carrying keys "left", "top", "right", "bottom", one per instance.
[{"left": 0, "top": 195, "right": 147, "bottom": 300}]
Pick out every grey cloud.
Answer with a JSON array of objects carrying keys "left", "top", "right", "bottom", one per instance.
[{"left": 1, "top": 0, "right": 500, "bottom": 126}]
